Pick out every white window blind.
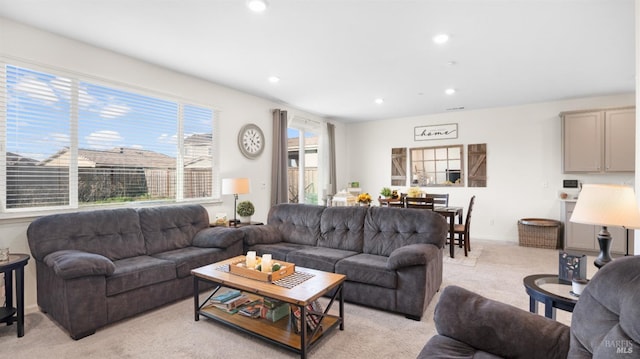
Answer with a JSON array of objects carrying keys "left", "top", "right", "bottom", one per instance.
[
  {"left": 2, "top": 64, "right": 217, "bottom": 212},
  {"left": 5, "top": 65, "right": 72, "bottom": 209},
  {"left": 182, "top": 104, "right": 214, "bottom": 200}
]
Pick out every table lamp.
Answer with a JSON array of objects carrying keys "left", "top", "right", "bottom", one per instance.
[
  {"left": 569, "top": 184, "right": 640, "bottom": 268},
  {"left": 222, "top": 178, "right": 250, "bottom": 227}
]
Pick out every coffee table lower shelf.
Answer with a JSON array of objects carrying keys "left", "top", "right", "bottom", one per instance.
[
  {"left": 198, "top": 304, "right": 340, "bottom": 351},
  {"left": 192, "top": 258, "right": 346, "bottom": 359}
]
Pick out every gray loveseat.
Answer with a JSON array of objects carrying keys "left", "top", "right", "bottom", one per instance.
[
  {"left": 239, "top": 203, "right": 448, "bottom": 319},
  {"left": 418, "top": 255, "right": 640, "bottom": 358},
  {"left": 27, "top": 204, "right": 244, "bottom": 339}
]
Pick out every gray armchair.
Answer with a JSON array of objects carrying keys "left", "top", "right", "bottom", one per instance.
[{"left": 419, "top": 255, "right": 640, "bottom": 358}]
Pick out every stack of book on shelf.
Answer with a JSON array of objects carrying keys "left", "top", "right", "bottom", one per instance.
[
  {"left": 209, "top": 290, "right": 250, "bottom": 314},
  {"left": 290, "top": 300, "right": 324, "bottom": 334},
  {"left": 238, "top": 299, "right": 263, "bottom": 318},
  {"left": 261, "top": 298, "right": 289, "bottom": 322}
]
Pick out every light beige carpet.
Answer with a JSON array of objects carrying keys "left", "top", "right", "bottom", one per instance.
[
  {"left": 0, "top": 240, "right": 594, "bottom": 358},
  {"left": 443, "top": 245, "right": 483, "bottom": 267}
]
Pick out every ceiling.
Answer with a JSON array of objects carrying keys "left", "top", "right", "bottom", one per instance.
[{"left": 0, "top": 0, "right": 635, "bottom": 123}]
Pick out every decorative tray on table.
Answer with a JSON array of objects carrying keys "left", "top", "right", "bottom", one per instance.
[{"left": 228, "top": 256, "right": 295, "bottom": 282}]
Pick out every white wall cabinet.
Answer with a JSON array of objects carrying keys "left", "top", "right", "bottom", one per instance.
[
  {"left": 563, "top": 201, "right": 630, "bottom": 254},
  {"left": 562, "top": 107, "right": 635, "bottom": 173}
]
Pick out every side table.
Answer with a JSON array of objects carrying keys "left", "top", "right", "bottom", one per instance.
[
  {"left": 523, "top": 274, "right": 577, "bottom": 320},
  {"left": 1, "top": 253, "right": 30, "bottom": 337}
]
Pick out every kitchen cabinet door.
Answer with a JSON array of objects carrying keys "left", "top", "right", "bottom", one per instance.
[
  {"left": 605, "top": 109, "right": 635, "bottom": 172},
  {"left": 562, "top": 107, "right": 635, "bottom": 173},
  {"left": 563, "top": 111, "right": 603, "bottom": 172}
]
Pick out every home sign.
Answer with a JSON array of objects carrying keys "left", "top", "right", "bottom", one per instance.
[{"left": 414, "top": 123, "right": 458, "bottom": 141}]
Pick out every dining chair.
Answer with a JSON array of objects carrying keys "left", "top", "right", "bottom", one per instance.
[
  {"left": 379, "top": 196, "right": 403, "bottom": 207},
  {"left": 405, "top": 196, "right": 435, "bottom": 210},
  {"left": 386, "top": 193, "right": 406, "bottom": 208},
  {"left": 425, "top": 193, "right": 449, "bottom": 207},
  {"left": 453, "top": 195, "right": 476, "bottom": 256}
]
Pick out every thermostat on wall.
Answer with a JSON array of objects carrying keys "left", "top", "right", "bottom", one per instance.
[{"left": 563, "top": 180, "right": 579, "bottom": 188}]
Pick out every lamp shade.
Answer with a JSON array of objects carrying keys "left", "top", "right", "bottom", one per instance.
[
  {"left": 570, "top": 184, "right": 640, "bottom": 229},
  {"left": 221, "top": 178, "right": 250, "bottom": 195}
]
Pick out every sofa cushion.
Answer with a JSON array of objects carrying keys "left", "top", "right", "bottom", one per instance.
[
  {"left": 335, "top": 253, "right": 397, "bottom": 289},
  {"left": 418, "top": 335, "right": 503, "bottom": 359},
  {"left": 240, "top": 225, "right": 284, "bottom": 246},
  {"left": 266, "top": 204, "right": 325, "bottom": 246},
  {"left": 44, "top": 250, "right": 115, "bottom": 279},
  {"left": 138, "top": 204, "right": 210, "bottom": 255},
  {"left": 192, "top": 227, "right": 243, "bottom": 248},
  {"left": 27, "top": 208, "right": 145, "bottom": 261},
  {"left": 569, "top": 255, "right": 640, "bottom": 357},
  {"left": 433, "top": 286, "right": 570, "bottom": 359},
  {"left": 318, "top": 206, "right": 367, "bottom": 252},
  {"left": 286, "top": 247, "right": 358, "bottom": 273},
  {"left": 247, "top": 243, "right": 310, "bottom": 262},
  {"left": 107, "top": 256, "right": 176, "bottom": 296},
  {"left": 363, "top": 207, "right": 447, "bottom": 256},
  {"left": 152, "top": 246, "right": 228, "bottom": 278}
]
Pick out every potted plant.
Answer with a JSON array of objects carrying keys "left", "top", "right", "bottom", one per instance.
[
  {"left": 236, "top": 200, "right": 255, "bottom": 223},
  {"left": 380, "top": 187, "right": 392, "bottom": 198}
]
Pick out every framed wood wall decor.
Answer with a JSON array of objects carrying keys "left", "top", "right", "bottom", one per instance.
[
  {"left": 391, "top": 148, "right": 407, "bottom": 186},
  {"left": 467, "top": 143, "right": 487, "bottom": 187},
  {"left": 414, "top": 123, "right": 458, "bottom": 141}
]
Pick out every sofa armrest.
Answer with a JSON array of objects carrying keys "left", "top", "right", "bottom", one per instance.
[
  {"left": 239, "top": 225, "right": 283, "bottom": 246},
  {"left": 432, "top": 285, "right": 570, "bottom": 359},
  {"left": 192, "top": 227, "right": 244, "bottom": 248},
  {"left": 43, "top": 250, "right": 115, "bottom": 279},
  {"left": 386, "top": 243, "right": 437, "bottom": 270}
]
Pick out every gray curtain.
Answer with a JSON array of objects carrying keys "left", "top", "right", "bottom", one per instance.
[
  {"left": 271, "top": 109, "right": 288, "bottom": 206},
  {"left": 327, "top": 122, "right": 337, "bottom": 196}
]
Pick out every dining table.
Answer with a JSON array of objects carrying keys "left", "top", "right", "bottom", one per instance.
[{"left": 434, "top": 206, "right": 464, "bottom": 258}]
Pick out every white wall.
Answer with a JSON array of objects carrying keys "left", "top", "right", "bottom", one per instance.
[
  {"left": 345, "top": 94, "right": 636, "bottom": 243},
  {"left": 0, "top": 17, "right": 333, "bottom": 310},
  {"left": 635, "top": 0, "right": 639, "bottom": 255}
]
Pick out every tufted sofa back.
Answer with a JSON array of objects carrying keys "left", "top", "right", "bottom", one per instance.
[
  {"left": 27, "top": 204, "right": 211, "bottom": 261},
  {"left": 363, "top": 207, "right": 447, "bottom": 256},
  {"left": 267, "top": 204, "right": 325, "bottom": 245},
  {"left": 318, "top": 206, "right": 368, "bottom": 252},
  {"left": 569, "top": 255, "right": 640, "bottom": 357},
  {"left": 27, "top": 208, "right": 145, "bottom": 261},
  {"left": 138, "top": 204, "right": 209, "bottom": 255}
]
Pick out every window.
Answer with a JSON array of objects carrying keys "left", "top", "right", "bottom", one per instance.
[
  {"left": 287, "top": 117, "right": 321, "bottom": 204},
  {"left": 410, "top": 145, "right": 464, "bottom": 187},
  {"left": 2, "top": 64, "right": 217, "bottom": 212}
]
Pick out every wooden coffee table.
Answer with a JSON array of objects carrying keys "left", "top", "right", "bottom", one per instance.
[{"left": 192, "top": 256, "right": 346, "bottom": 359}]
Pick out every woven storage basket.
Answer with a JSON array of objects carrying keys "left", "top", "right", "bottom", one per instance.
[{"left": 518, "top": 218, "right": 562, "bottom": 249}]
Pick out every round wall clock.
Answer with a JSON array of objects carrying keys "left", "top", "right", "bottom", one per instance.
[{"left": 238, "top": 123, "right": 265, "bottom": 159}]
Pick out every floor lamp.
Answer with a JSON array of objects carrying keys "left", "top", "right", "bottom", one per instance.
[
  {"left": 222, "top": 178, "right": 250, "bottom": 227},
  {"left": 570, "top": 184, "right": 640, "bottom": 268}
]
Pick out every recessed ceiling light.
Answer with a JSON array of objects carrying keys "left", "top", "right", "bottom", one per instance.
[
  {"left": 445, "top": 88, "right": 456, "bottom": 95},
  {"left": 375, "top": 98, "right": 384, "bottom": 105},
  {"left": 433, "top": 33, "right": 450, "bottom": 44},
  {"left": 268, "top": 76, "right": 280, "bottom": 83},
  {"left": 247, "top": 0, "right": 268, "bottom": 12}
]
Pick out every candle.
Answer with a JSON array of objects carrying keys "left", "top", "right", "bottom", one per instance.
[
  {"left": 246, "top": 251, "right": 256, "bottom": 269},
  {"left": 261, "top": 254, "right": 272, "bottom": 272}
]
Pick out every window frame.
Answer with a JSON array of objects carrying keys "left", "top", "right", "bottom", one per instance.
[
  {"left": 0, "top": 60, "right": 221, "bottom": 218},
  {"left": 409, "top": 144, "right": 465, "bottom": 187}
]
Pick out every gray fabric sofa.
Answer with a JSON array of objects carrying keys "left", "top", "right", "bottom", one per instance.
[
  {"left": 239, "top": 203, "right": 448, "bottom": 319},
  {"left": 27, "top": 204, "right": 243, "bottom": 339},
  {"left": 418, "top": 255, "right": 640, "bottom": 358}
]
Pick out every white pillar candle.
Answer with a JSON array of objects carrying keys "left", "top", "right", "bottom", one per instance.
[
  {"left": 246, "top": 251, "right": 257, "bottom": 269},
  {"left": 261, "top": 254, "right": 272, "bottom": 272}
]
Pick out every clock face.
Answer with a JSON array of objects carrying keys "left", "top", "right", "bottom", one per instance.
[{"left": 238, "top": 124, "right": 265, "bottom": 159}]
